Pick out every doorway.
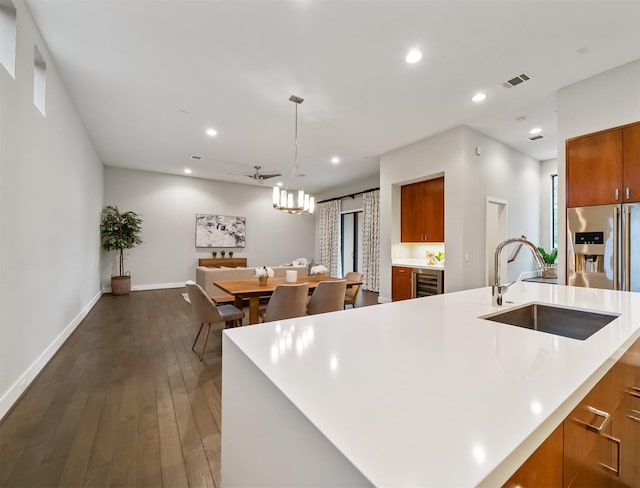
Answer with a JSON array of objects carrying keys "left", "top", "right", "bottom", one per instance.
[
  {"left": 485, "top": 198, "right": 508, "bottom": 285},
  {"left": 341, "top": 211, "right": 363, "bottom": 276}
]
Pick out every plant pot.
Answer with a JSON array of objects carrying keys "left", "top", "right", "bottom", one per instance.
[
  {"left": 258, "top": 276, "right": 268, "bottom": 286},
  {"left": 111, "top": 275, "right": 131, "bottom": 295},
  {"left": 542, "top": 265, "right": 557, "bottom": 279}
]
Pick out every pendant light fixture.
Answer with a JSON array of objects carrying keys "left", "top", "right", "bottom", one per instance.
[{"left": 272, "top": 95, "right": 315, "bottom": 215}]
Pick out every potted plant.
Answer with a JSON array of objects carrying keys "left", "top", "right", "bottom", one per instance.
[
  {"left": 212, "top": 251, "right": 218, "bottom": 258},
  {"left": 537, "top": 247, "right": 558, "bottom": 279},
  {"left": 221, "top": 250, "right": 226, "bottom": 258},
  {"left": 100, "top": 205, "right": 143, "bottom": 295},
  {"left": 254, "top": 266, "right": 274, "bottom": 285},
  {"left": 229, "top": 251, "right": 234, "bottom": 258}
]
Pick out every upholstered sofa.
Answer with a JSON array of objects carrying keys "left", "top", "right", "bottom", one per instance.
[{"left": 195, "top": 265, "right": 308, "bottom": 303}]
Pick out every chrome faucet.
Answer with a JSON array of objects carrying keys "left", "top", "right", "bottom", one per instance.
[{"left": 492, "top": 236, "right": 546, "bottom": 306}]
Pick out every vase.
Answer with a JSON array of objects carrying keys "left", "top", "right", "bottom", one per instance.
[
  {"left": 258, "top": 276, "right": 268, "bottom": 286},
  {"left": 542, "top": 265, "right": 557, "bottom": 279}
]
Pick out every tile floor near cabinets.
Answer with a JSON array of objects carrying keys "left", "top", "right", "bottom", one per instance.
[{"left": 0, "top": 288, "right": 378, "bottom": 487}]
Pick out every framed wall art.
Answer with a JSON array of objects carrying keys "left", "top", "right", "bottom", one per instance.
[{"left": 195, "top": 214, "right": 246, "bottom": 248}]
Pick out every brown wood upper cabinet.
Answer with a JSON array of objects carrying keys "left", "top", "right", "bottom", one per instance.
[
  {"left": 401, "top": 177, "right": 444, "bottom": 242},
  {"left": 567, "top": 121, "right": 640, "bottom": 207}
]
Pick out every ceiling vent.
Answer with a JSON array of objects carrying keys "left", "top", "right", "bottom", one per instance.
[
  {"left": 528, "top": 134, "right": 544, "bottom": 142},
  {"left": 502, "top": 73, "right": 531, "bottom": 89}
]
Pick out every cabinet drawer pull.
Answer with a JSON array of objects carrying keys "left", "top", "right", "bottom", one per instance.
[
  {"left": 630, "top": 386, "right": 640, "bottom": 398},
  {"left": 629, "top": 409, "right": 640, "bottom": 423},
  {"left": 585, "top": 406, "right": 610, "bottom": 433},
  {"left": 598, "top": 434, "right": 621, "bottom": 477}
]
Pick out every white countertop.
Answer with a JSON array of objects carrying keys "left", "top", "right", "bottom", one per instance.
[
  {"left": 223, "top": 283, "right": 640, "bottom": 486},
  {"left": 392, "top": 258, "right": 445, "bottom": 270}
]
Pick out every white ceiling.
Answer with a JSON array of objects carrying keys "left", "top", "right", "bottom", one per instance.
[{"left": 25, "top": 0, "right": 640, "bottom": 193}]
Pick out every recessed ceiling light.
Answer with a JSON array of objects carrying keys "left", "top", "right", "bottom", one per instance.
[
  {"left": 405, "top": 49, "right": 423, "bottom": 64},
  {"left": 184, "top": 168, "right": 192, "bottom": 174},
  {"left": 529, "top": 127, "right": 542, "bottom": 134},
  {"left": 277, "top": 182, "right": 283, "bottom": 187},
  {"left": 471, "top": 92, "right": 487, "bottom": 103},
  {"left": 206, "top": 128, "right": 218, "bottom": 137},
  {"left": 331, "top": 156, "right": 340, "bottom": 164}
]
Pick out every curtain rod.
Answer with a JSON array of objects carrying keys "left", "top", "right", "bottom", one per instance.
[{"left": 317, "top": 187, "right": 380, "bottom": 204}]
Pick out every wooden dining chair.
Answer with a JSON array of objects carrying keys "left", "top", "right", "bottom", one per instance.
[
  {"left": 261, "top": 283, "right": 309, "bottom": 323},
  {"left": 185, "top": 282, "right": 244, "bottom": 360},
  {"left": 307, "top": 280, "right": 347, "bottom": 315},
  {"left": 343, "top": 272, "right": 363, "bottom": 308}
]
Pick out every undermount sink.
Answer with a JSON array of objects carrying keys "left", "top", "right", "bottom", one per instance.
[{"left": 480, "top": 303, "right": 619, "bottom": 340}]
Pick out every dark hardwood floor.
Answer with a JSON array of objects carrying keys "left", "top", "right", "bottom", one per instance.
[{"left": 0, "top": 288, "right": 378, "bottom": 487}]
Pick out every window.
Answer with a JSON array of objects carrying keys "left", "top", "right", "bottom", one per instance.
[
  {"left": 0, "top": 0, "right": 16, "bottom": 78},
  {"left": 33, "top": 45, "right": 46, "bottom": 116},
  {"left": 551, "top": 174, "right": 558, "bottom": 249}
]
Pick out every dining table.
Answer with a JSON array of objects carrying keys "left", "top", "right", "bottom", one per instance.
[{"left": 213, "top": 275, "right": 363, "bottom": 325}]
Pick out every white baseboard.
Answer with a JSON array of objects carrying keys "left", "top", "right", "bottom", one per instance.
[
  {"left": 133, "top": 282, "right": 185, "bottom": 291},
  {"left": 0, "top": 289, "right": 103, "bottom": 421},
  {"left": 102, "top": 282, "right": 186, "bottom": 294}
]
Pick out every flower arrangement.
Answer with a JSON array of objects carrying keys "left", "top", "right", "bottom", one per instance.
[
  {"left": 310, "top": 264, "right": 328, "bottom": 276},
  {"left": 254, "top": 266, "right": 274, "bottom": 278}
]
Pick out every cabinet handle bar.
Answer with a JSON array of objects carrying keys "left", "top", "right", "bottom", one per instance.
[
  {"left": 585, "top": 405, "right": 610, "bottom": 433},
  {"left": 598, "top": 434, "right": 621, "bottom": 477}
]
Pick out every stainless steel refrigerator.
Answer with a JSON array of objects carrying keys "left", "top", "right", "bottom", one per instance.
[{"left": 567, "top": 203, "right": 640, "bottom": 291}]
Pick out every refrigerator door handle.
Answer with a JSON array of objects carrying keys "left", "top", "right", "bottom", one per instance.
[
  {"left": 613, "top": 206, "right": 620, "bottom": 291},
  {"left": 625, "top": 205, "right": 631, "bottom": 292}
]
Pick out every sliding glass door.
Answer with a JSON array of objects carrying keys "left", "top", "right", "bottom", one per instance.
[{"left": 341, "top": 211, "right": 363, "bottom": 276}]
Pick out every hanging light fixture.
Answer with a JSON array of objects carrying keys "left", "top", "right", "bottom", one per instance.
[{"left": 272, "top": 95, "right": 315, "bottom": 215}]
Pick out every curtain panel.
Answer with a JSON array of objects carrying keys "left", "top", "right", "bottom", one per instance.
[
  {"left": 317, "top": 200, "right": 341, "bottom": 277},
  {"left": 362, "top": 190, "right": 380, "bottom": 292}
]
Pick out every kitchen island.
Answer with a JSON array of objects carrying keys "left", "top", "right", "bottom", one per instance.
[{"left": 221, "top": 283, "right": 640, "bottom": 487}]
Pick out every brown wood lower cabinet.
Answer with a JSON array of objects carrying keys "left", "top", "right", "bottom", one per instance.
[
  {"left": 503, "top": 336, "right": 640, "bottom": 488},
  {"left": 503, "top": 425, "right": 563, "bottom": 488},
  {"left": 392, "top": 266, "right": 412, "bottom": 301}
]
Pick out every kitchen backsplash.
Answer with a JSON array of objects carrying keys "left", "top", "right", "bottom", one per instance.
[{"left": 393, "top": 243, "right": 445, "bottom": 259}]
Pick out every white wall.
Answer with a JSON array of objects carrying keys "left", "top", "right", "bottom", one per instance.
[
  {"left": 0, "top": 0, "right": 104, "bottom": 419},
  {"left": 103, "top": 167, "right": 316, "bottom": 289},
  {"left": 379, "top": 126, "right": 541, "bottom": 301},
  {"left": 556, "top": 60, "right": 640, "bottom": 284}
]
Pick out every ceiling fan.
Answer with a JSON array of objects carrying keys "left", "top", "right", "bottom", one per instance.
[{"left": 228, "top": 165, "right": 281, "bottom": 184}]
